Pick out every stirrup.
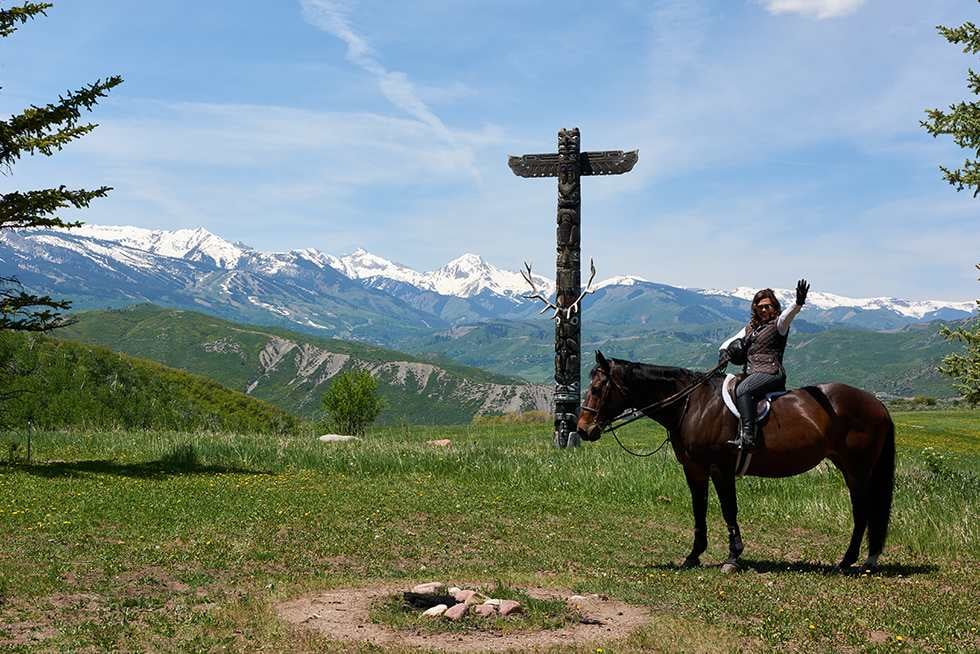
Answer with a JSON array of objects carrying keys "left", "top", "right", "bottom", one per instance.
[
  {"left": 727, "top": 428, "right": 757, "bottom": 450},
  {"left": 727, "top": 435, "right": 752, "bottom": 450}
]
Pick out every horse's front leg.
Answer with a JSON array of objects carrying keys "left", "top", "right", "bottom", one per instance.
[
  {"left": 682, "top": 464, "right": 709, "bottom": 568},
  {"left": 711, "top": 468, "right": 744, "bottom": 572}
]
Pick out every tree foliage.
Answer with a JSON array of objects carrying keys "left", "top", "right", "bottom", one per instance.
[
  {"left": 320, "top": 370, "right": 384, "bottom": 436},
  {"left": 923, "top": 8, "right": 980, "bottom": 404},
  {"left": 0, "top": 331, "right": 303, "bottom": 433},
  {"left": 938, "top": 265, "right": 980, "bottom": 405},
  {"left": 921, "top": 9, "right": 980, "bottom": 197},
  {"left": 0, "top": 2, "right": 122, "bottom": 331}
]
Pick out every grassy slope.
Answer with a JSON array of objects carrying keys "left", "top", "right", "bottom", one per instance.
[
  {"left": 57, "top": 305, "right": 533, "bottom": 425},
  {"left": 413, "top": 319, "right": 959, "bottom": 397},
  {"left": 0, "top": 410, "right": 977, "bottom": 652},
  {"left": 0, "top": 331, "right": 302, "bottom": 435}
]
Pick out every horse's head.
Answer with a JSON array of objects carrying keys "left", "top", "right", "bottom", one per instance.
[{"left": 577, "top": 351, "right": 631, "bottom": 441}]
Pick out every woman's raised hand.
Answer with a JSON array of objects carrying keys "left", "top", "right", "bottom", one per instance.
[{"left": 796, "top": 279, "right": 810, "bottom": 306}]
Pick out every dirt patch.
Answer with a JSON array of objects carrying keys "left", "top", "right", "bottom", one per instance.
[
  {"left": 0, "top": 620, "right": 58, "bottom": 647},
  {"left": 278, "top": 584, "right": 650, "bottom": 652},
  {"left": 0, "top": 592, "right": 105, "bottom": 647},
  {"left": 116, "top": 566, "right": 191, "bottom": 596}
]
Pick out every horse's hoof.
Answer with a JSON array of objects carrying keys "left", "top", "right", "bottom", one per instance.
[
  {"left": 835, "top": 560, "right": 855, "bottom": 572},
  {"left": 721, "top": 562, "right": 739, "bottom": 574},
  {"left": 681, "top": 557, "right": 701, "bottom": 569},
  {"left": 861, "top": 555, "right": 880, "bottom": 573}
]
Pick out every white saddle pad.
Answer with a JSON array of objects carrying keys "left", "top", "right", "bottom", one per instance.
[{"left": 722, "top": 374, "right": 788, "bottom": 422}]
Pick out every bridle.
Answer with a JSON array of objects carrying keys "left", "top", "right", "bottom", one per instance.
[
  {"left": 582, "top": 360, "right": 728, "bottom": 457},
  {"left": 579, "top": 366, "right": 629, "bottom": 419}
]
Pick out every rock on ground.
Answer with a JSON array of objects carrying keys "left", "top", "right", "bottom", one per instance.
[
  {"left": 444, "top": 603, "right": 469, "bottom": 621},
  {"left": 411, "top": 582, "right": 446, "bottom": 595},
  {"left": 473, "top": 604, "right": 497, "bottom": 617},
  {"left": 318, "top": 434, "right": 360, "bottom": 443},
  {"left": 422, "top": 604, "right": 448, "bottom": 617},
  {"left": 454, "top": 589, "right": 476, "bottom": 603}
]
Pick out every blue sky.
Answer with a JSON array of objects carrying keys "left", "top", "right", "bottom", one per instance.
[{"left": 3, "top": 0, "right": 978, "bottom": 300}]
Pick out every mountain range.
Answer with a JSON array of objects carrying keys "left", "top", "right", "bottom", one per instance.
[
  {"left": 5, "top": 224, "right": 973, "bottom": 333},
  {"left": 3, "top": 223, "right": 974, "bottom": 398}
]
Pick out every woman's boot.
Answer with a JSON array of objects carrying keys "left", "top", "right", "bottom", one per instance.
[{"left": 727, "top": 392, "right": 757, "bottom": 450}]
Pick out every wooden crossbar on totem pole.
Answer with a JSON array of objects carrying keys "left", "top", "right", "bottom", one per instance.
[{"left": 508, "top": 128, "right": 638, "bottom": 448}]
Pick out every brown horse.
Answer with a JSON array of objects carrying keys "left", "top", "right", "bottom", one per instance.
[{"left": 577, "top": 351, "right": 895, "bottom": 571}]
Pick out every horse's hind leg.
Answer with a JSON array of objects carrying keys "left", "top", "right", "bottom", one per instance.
[
  {"left": 682, "top": 464, "right": 709, "bottom": 568},
  {"left": 839, "top": 480, "right": 868, "bottom": 570},
  {"left": 711, "top": 468, "right": 744, "bottom": 571}
]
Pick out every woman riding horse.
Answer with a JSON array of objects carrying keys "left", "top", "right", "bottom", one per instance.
[
  {"left": 576, "top": 345, "right": 895, "bottom": 571},
  {"left": 718, "top": 279, "right": 810, "bottom": 450}
]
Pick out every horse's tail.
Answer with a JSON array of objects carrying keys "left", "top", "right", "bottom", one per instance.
[{"left": 867, "top": 417, "right": 895, "bottom": 558}]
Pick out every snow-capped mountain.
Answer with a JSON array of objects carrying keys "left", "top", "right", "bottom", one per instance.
[
  {"left": 327, "top": 249, "right": 553, "bottom": 299},
  {"left": 595, "top": 275, "right": 650, "bottom": 290},
  {"left": 0, "top": 226, "right": 443, "bottom": 342},
  {"left": 324, "top": 248, "right": 429, "bottom": 288},
  {"left": 70, "top": 224, "right": 249, "bottom": 269},
  {"left": 2, "top": 224, "right": 974, "bottom": 339},
  {"left": 698, "top": 286, "right": 976, "bottom": 322}
]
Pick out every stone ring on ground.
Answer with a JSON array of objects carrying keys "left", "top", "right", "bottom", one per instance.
[{"left": 277, "top": 584, "right": 651, "bottom": 652}]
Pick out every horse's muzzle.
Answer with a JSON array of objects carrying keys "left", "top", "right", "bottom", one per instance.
[{"left": 577, "top": 420, "right": 602, "bottom": 442}]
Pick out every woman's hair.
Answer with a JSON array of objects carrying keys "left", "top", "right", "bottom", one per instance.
[{"left": 750, "top": 288, "right": 782, "bottom": 328}]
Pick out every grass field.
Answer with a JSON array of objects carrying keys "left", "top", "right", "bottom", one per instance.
[{"left": 0, "top": 410, "right": 978, "bottom": 652}]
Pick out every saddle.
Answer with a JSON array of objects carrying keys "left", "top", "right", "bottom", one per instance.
[{"left": 721, "top": 373, "right": 788, "bottom": 423}]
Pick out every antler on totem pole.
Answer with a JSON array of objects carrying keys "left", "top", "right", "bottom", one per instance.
[
  {"left": 565, "top": 258, "right": 597, "bottom": 319},
  {"left": 521, "top": 259, "right": 597, "bottom": 322},
  {"left": 521, "top": 262, "right": 562, "bottom": 320}
]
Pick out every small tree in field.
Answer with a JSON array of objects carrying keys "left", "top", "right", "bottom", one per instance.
[{"left": 320, "top": 370, "right": 384, "bottom": 436}]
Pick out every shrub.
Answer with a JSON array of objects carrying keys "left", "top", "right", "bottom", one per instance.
[{"left": 320, "top": 370, "right": 384, "bottom": 436}]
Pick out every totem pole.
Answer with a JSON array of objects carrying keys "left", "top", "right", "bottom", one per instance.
[{"left": 509, "top": 128, "right": 638, "bottom": 447}]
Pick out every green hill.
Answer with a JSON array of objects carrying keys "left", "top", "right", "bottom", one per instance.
[
  {"left": 409, "top": 319, "right": 960, "bottom": 399},
  {"left": 0, "top": 331, "right": 303, "bottom": 434},
  {"left": 57, "top": 305, "right": 550, "bottom": 425}
]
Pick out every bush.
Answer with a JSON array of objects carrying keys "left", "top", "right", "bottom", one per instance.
[{"left": 320, "top": 370, "right": 384, "bottom": 436}]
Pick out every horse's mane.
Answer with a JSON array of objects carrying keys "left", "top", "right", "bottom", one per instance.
[{"left": 610, "top": 358, "right": 703, "bottom": 386}]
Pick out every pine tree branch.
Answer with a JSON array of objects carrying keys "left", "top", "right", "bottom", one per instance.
[
  {"left": 937, "top": 20, "right": 980, "bottom": 54},
  {"left": 0, "top": 76, "right": 123, "bottom": 167},
  {"left": 0, "top": 186, "right": 111, "bottom": 226},
  {"left": 922, "top": 14, "right": 980, "bottom": 197},
  {"left": 0, "top": 2, "right": 51, "bottom": 37},
  {"left": 0, "top": 277, "right": 74, "bottom": 332}
]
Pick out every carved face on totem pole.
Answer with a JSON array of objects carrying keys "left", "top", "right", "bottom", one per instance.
[{"left": 557, "top": 128, "right": 581, "bottom": 205}]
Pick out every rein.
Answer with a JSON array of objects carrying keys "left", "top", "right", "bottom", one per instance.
[{"left": 598, "top": 361, "right": 727, "bottom": 458}]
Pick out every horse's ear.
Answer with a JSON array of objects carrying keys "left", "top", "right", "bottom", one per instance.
[{"left": 596, "top": 350, "right": 609, "bottom": 370}]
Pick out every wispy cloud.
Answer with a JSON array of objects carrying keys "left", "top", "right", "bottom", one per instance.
[
  {"left": 298, "top": 0, "right": 479, "bottom": 179},
  {"left": 759, "top": 0, "right": 866, "bottom": 20}
]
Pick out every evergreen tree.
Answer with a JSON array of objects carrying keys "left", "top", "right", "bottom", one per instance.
[
  {"left": 922, "top": 7, "right": 980, "bottom": 405},
  {"left": 938, "top": 265, "right": 980, "bottom": 405},
  {"left": 0, "top": 2, "right": 122, "bottom": 331},
  {"left": 921, "top": 8, "right": 979, "bottom": 197}
]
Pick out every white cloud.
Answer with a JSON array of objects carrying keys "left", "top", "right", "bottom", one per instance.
[
  {"left": 760, "top": 0, "right": 866, "bottom": 20},
  {"left": 298, "top": 0, "right": 478, "bottom": 179}
]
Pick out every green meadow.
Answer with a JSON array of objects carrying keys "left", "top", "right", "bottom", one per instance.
[{"left": 0, "top": 409, "right": 977, "bottom": 652}]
